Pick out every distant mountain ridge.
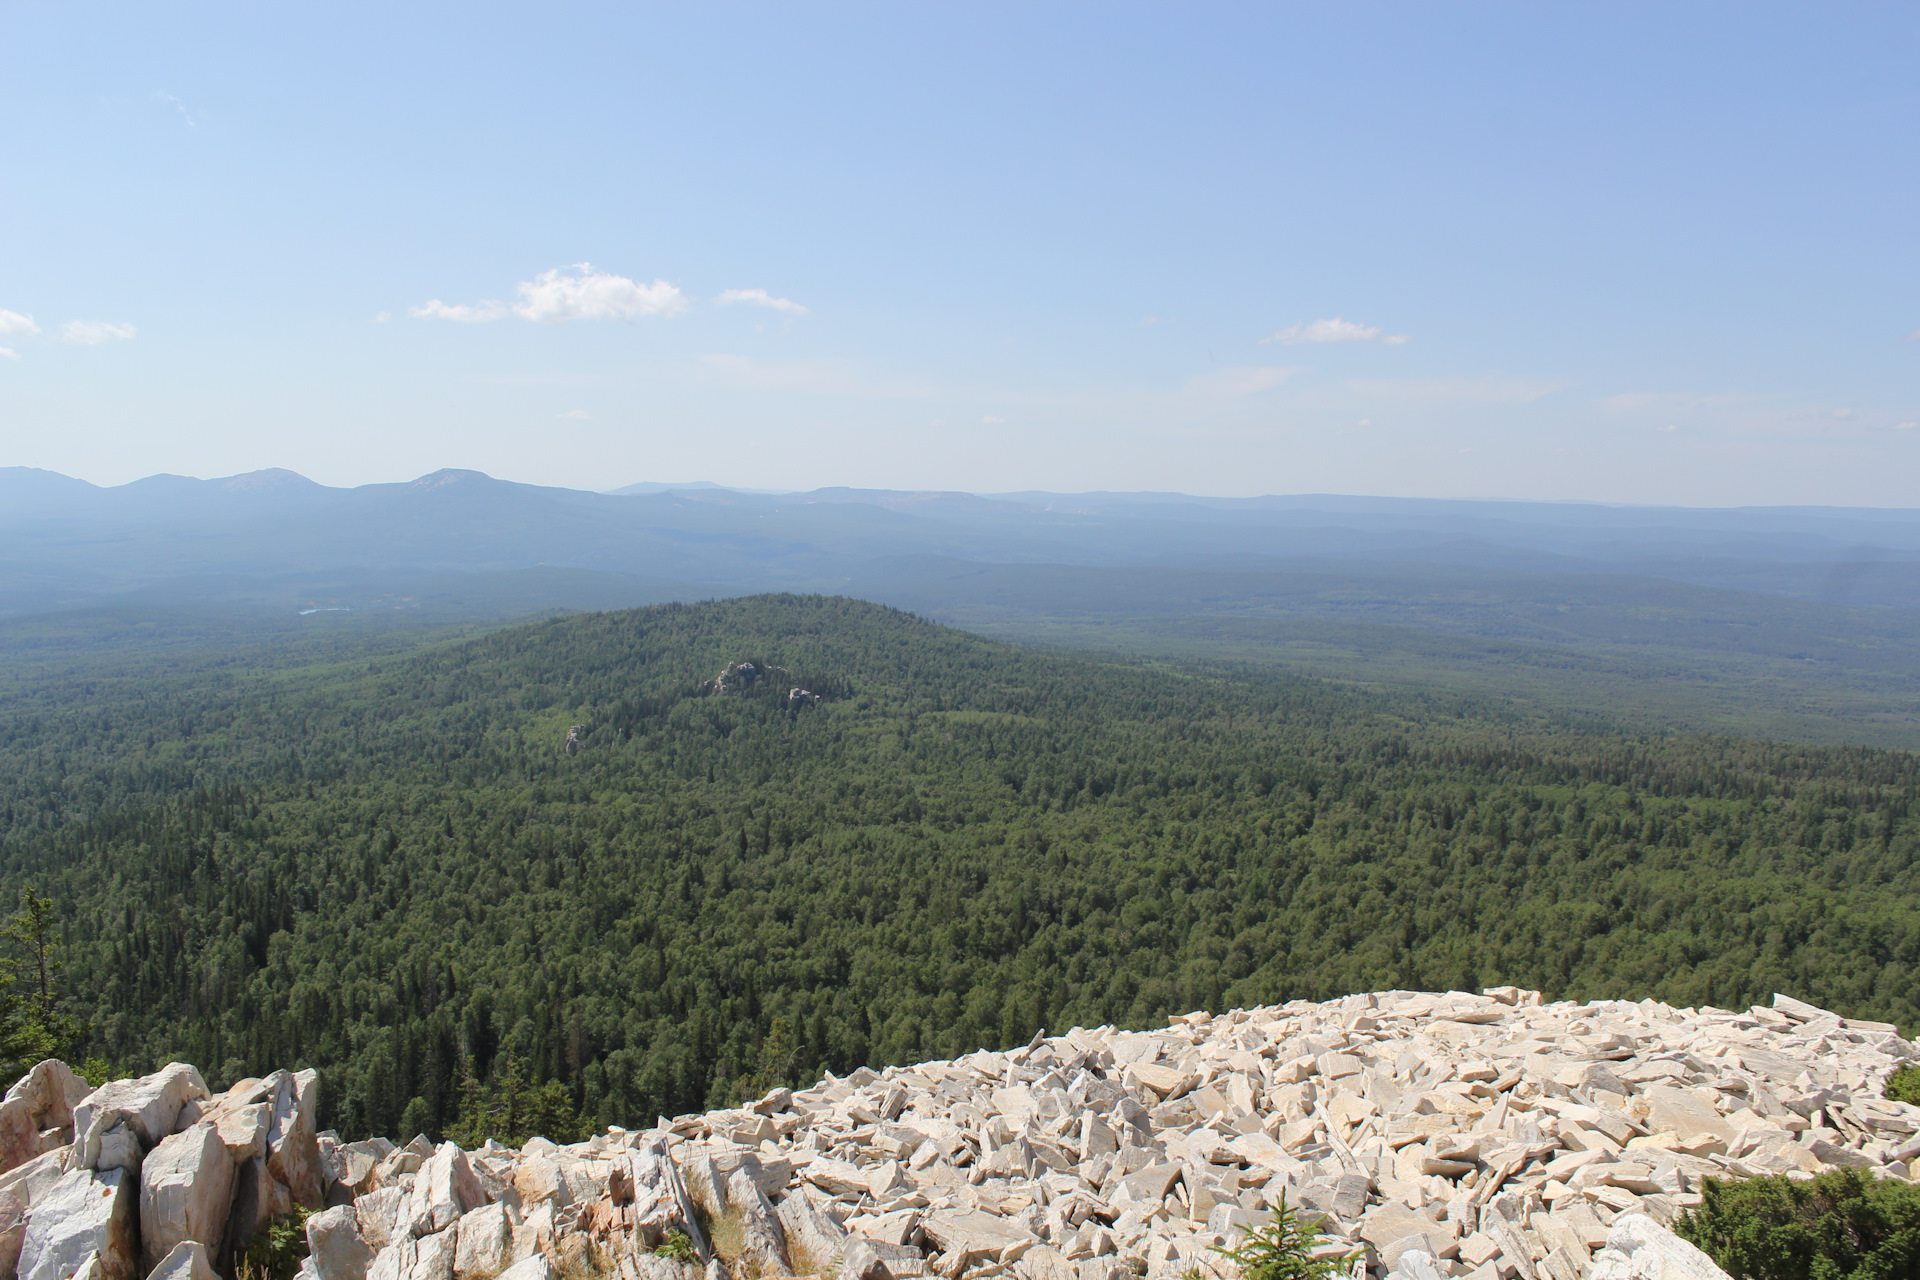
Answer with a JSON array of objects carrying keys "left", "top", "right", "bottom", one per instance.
[{"left": 7, "top": 464, "right": 1920, "bottom": 747}]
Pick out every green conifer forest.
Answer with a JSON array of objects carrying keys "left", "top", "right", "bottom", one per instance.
[{"left": 1, "top": 596, "right": 1914, "bottom": 1138}]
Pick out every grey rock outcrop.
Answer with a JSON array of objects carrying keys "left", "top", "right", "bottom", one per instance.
[
  {"left": 147, "top": 1241, "right": 219, "bottom": 1280},
  {"left": 18, "top": 1167, "right": 136, "bottom": 1280},
  {"left": 5, "top": 987, "right": 1914, "bottom": 1280},
  {"left": 1589, "top": 1213, "right": 1731, "bottom": 1280},
  {"left": 404, "top": 1145, "right": 483, "bottom": 1239},
  {"left": 306, "top": 1205, "right": 375, "bottom": 1280},
  {"left": 70, "top": 1066, "right": 208, "bottom": 1172},
  {"left": 139, "top": 1123, "right": 234, "bottom": 1272}
]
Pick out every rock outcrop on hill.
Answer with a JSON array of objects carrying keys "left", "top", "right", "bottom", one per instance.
[{"left": 4, "top": 991, "right": 1916, "bottom": 1280}]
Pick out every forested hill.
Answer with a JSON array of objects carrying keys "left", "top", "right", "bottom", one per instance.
[{"left": 2, "top": 595, "right": 1917, "bottom": 1141}]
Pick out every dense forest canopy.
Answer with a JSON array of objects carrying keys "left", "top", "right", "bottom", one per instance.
[{"left": 0, "top": 595, "right": 1915, "bottom": 1141}]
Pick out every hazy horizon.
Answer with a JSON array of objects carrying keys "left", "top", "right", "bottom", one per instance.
[{"left": 13, "top": 460, "right": 1920, "bottom": 513}]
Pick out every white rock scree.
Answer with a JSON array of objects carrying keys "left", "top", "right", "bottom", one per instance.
[{"left": 2, "top": 991, "right": 1915, "bottom": 1280}]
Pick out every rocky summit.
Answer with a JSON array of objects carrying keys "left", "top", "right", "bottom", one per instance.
[{"left": 1, "top": 990, "right": 1915, "bottom": 1280}]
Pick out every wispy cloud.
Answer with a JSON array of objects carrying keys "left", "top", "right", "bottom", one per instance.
[
  {"left": 1895, "top": 421, "right": 1917, "bottom": 431},
  {"left": 155, "top": 92, "right": 197, "bottom": 128},
  {"left": 61, "top": 320, "right": 136, "bottom": 345},
  {"left": 0, "top": 310, "right": 40, "bottom": 337},
  {"left": 716, "top": 288, "right": 807, "bottom": 315},
  {"left": 0, "top": 348, "right": 18, "bottom": 361},
  {"left": 557, "top": 409, "right": 593, "bottom": 420},
  {"left": 413, "top": 264, "right": 686, "bottom": 325},
  {"left": 1264, "top": 317, "right": 1409, "bottom": 346},
  {"left": 1187, "top": 365, "right": 1302, "bottom": 397},
  {"left": 411, "top": 299, "right": 510, "bottom": 323}
]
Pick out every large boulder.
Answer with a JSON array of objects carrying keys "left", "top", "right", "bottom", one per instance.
[
  {"left": 139, "top": 1123, "right": 234, "bottom": 1274},
  {"left": 0, "top": 1107, "right": 52, "bottom": 1185},
  {"left": 365, "top": 1238, "right": 415, "bottom": 1280},
  {"left": 18, "top": 1168, "right": 137, "bottom": 1280},
  {"left": 0, "top": 1065, "right": 90, "bottom": 1177},
  {"left": 353, "top": 1188, "right": 408, "bottom": 1255},
  {"left": 509, "top": 1158, "right": 566, "bottom": 1210},
  {"left": 1589, "top": 1214, "right": 1733, "bottom": 1280},
  {"left": 306, "top": 1206, "right": 374, "bottom": 1280},
  {"left": 451, "top": 1205, "right": 509, "bottom": 1280},
  {"left": 0, "top": 1183, "right": 29, "bottom": 1280},
  {"left": 212, "top": 1106, "right": 269, "bottom": 1164},
  {"left": 0, "top": 1153, "right": 75, "bottom": 1280},
  {"left": 408, "top": 1231, "right": 456, "bottom": 1280},
  {"left": 145, "top": 1242, "right": 218, "bottom": 1280},
  {"left": 265, "top": 1072, "right": 323, "bottom": 1210},
  {"left": 405, "top": 1146, "right": 483, "bottom": 1239},
  {"left": 69, "top": 1068, "right": 208, "bottom": 1172},
  {"left": 3, "top": 1065, "right": 89, "bottom": 1136}
]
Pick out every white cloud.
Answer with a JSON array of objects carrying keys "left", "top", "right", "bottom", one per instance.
[
  {"left": 982, "top": 414, "right": 1006, "bottom": 424},
  {"left": 1896, "top": 421, "right": 1918, "bottom": 431},
  {"left": 0, "top": 310, "right": 39, "bottom": 337},
  {"left": 60, "top": 320, "right": 136, "bottom": 345},
  {"left": 0, "top": 347, "right": 17, "bottom": 361},
  {"left": 1187, "top": 365, "right": 1302, "bottom": 397},
  {"left": 556, "top": 409, "right": 593, "bottom": 420},
  {"left": 410, "top": 299, "right": 510, "bottom": 322},
  {"left": 515, "top": 264, "right": 684, "bottom": 322},
  {"left": 716, "top": 288, "right": 808, "bottom": 315},
  {"left": 412, "top": 264, "right": 686, "bottom": 325},
  {"left": 1264, "top": 317, "right": 1409, "bottom": 346}
]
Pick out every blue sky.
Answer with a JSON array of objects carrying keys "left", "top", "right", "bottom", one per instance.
[{"left": 2, "top": 3, "right": 1916, "bottom": 503}]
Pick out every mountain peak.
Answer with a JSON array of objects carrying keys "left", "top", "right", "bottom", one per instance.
[
  {"left": 409, "top": 468, "right": 497, "bottom": 490},
  {"left": 215, "top": 467, "right": 324, "bottom": 492}
]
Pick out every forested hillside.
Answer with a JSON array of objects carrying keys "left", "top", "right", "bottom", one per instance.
[{"left": 1, "top": 595, "right": 1916, "bottom": 1142}]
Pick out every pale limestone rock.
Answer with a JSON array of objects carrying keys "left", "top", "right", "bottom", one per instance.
[
  {"left": 266, "top": 1071, "right": 324, "bottom": 1210},
  {"left": 213, "top": 1106, "right": 270, "bottom": 1163},
  {"left": 407, "top": 1231, "right": 455, "bottom": 1280},
  {"left": 306, "top": 1206, "right": 374, "bottom": 1280},
  {"left": 354, "top": 1188, "right": 408, "bottom": 1255},
  {"left": 19, "top": 1168, "right": 137, "bottom": 1280},
  {"left": 451, "top": 1205, "right": 509, "bottom": 1280},
  {"left": 1392, "top": 1251, "right": 1443, "bottom": 1280},
  {"left": 723, "top": 1170, "right": 789, "bottom": 1276},
  {"left": 0, "top": 1065, "right": 89, "bottom": 1177},
  {"left": 510, "top": 1158, "right": 566, "bottom": 1210},
  {"left": 494, "top": 1258, "right": 552, "bottom": 1280},
  {"left": 775, "top": 1190, "right": 846, "bottom": 1274},
  {"left": 145, "top": 1241, "right": 218, "bottom": 1280},
  {"left": 1589, "top": 1214, "right": 1732, "bottom": 1280},
  {"left": 138, "top": 1123, "right": 233, "bottom": 1273},
  {"left": 365, "top": 1238, "right": 415, "bottom": 1280},
  {"left": 1639, "top": 1087, "right": 1734, "bottom": 1143},
  {"left": 405, "top": 1146, "right": 483, "bottom": 1239},
  {"left": 70, "top": 1068, "right": 209, "bottom": 1173},
  {"left": 508, "top": 1206, "right": 552, "bottom": 1265},
  {"left": 3, "top": 1065, "right": 89, "bottom": 1139}
]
